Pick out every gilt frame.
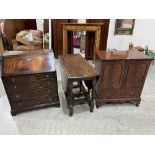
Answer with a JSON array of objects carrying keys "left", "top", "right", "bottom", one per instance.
[{"left": 62, "top": 23, "right": 102, "bottom": 62}]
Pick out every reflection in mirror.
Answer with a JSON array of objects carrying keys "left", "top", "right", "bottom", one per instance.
[{"left": 114, "top": 19, "right": 135, "bottom": 35}]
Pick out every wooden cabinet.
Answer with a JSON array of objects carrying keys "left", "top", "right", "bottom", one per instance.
[
  {"left": 95, "top": 51, "right": 152, "bottom": 107},
  {"left": 1, "top": 50, "right": 60, "bottom": 115}
]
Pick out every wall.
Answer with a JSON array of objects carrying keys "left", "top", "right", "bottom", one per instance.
[
  {"left": 78, "top": 19, "right": 86, "bottom": 23},
  {"left": 107, "top": 19, "right": 155, "bottom": 50},
  {"left": 36, "top": 19, "right": 43, "bottom": 31}
]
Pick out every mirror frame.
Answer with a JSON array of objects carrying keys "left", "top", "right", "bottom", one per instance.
[{"left": 114, "top": 19, "right": 135, "bottom": 35}]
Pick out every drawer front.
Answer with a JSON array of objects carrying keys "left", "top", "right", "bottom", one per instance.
[
  {"left": 97, "top": 91, "right": 120, "bottom": 99},
  {"left": 2, "top": 72, "right": 57, "bottom": 86},
  {"left": 28, "top": 72, "right": 57, "bottom": 82},
  {"left": 8, "top": 89, "right": 58, "bottom": 102},
  {"left": 5, "top": 79, "right": 57, "bottom": 93},
  {"left": 120, "top": 90, "right": 142, "bottom": 98},
  {"left": 10, "top": 94, "right": 59, "bottom": 109}
]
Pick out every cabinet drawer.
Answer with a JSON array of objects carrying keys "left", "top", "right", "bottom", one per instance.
[
  {"left": 8, "top": 89, "right": 57, "bottom": 102},
  {"left": 5, "top": 80, "right": 57, "bottom": 92},
  {"left": 97, "top": 91, "right": 120, "bottom": 99},
  {"left": 3, "top": 76, "right": 26, "bottom": 85},
  {"left": 42, "top": 94, "right": 59, "bottom": 103},
  {"left": 3, "top": 72, "right": 57, "bottom": 85},
  {"left": 11, "top": 95, "right": 59, "bottom": 109},
  {"left": 28, "top": 72, "right": 57, "bottom": 81},
  {"left": 120, "top": 90, "right": 141, "bottom": 98}
]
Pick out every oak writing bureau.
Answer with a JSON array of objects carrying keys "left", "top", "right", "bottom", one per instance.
[{"left": 1, "top": 51, "right": 60, "bottom": 115}]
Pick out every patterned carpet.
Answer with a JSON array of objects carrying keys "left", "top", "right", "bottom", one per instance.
[{"left": 0, "top": 60, "right": 155, "bottom": 134}]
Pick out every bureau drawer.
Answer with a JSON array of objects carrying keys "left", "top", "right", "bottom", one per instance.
[
  {"left": 11, "top": 94, "right": 59, "bottom": 109},
  {"left": 3, "top": 72, "right": 57, "bottom": 86},
  {"left": 97, "top": 91, "right": 120, "bottom": 99},
  {"left": 5, "top": 79, "right": 57, "bottom": 92},
  {"left": 8, "top": 89, "right": 58, "bottom": 102},
  {"left": 28, "top": 72, "right": 57, "bottom": 81}
]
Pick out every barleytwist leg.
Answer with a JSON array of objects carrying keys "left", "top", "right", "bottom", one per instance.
[
  {"left": 67, "top": 92, "right": 73, "bottom": 116},
  {"left": 89, "top": 78, "right": 96, "bottom": 112},
  {"left": 66, "top": 81, "right": 74, "bottom": 116}
]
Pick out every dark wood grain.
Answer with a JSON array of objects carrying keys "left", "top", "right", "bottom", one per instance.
[
  {"left": 95, "top": 51, "right": 152, "bottom": 108},
  {"left": 2, "top": 51, "right": 55, "bottom": 76},
  {"left": 59, "top": 54, "right": 99, "bottom": 79},
  {"left": 96, "top": 50, "right": 151, "bottom": 60},
  {"left": 44, "top": 19, "right": 49, "bottom": 33},
  {"left": 52, "top": 19, "right": 71, "bottom": 58},
  {"left": 1, "top": 51, "right": 60, "bottom": 115}
]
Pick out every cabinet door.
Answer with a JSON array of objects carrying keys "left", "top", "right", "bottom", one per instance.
[
  {"left": 98, "top": 61, "right": 126, "bottom": 91},
  {"left": 123, "top": 60, "right": 150, "bottom": 89}
]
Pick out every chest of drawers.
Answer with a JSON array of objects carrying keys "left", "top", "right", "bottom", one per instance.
[{"left": 1, "top": 51, "right": 60, "bottom": 115}]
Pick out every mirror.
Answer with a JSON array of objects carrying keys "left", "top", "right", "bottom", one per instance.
[
  {"left": 114, "top": 19, "right": 135, "bottom": 35},
  {"left": 43, "top": 19, "right": 49, "bottom": 49}
]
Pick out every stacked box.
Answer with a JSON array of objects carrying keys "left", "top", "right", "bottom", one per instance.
[{"left": 12, "top": 29, "right": 43, "bottom": 51}]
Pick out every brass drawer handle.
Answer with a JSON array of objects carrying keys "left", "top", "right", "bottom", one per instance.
[
  {"left": 12, "top": 78, "right": 15, "bottom": 82},
  {"left": 30, "top": 76, "right": 36, "bottom": 81},
  {"left": 27, "top": 56, "right": 31, "bottom": 61},
  {"left": 18, "top": 103, "right": 22, "bottom": 106},
  {"left": 14, "top": 86, "right": 17, "bottom": 89},
  {"left": 106, "top": 94, "right": 111, "bottom": 97},
  {"left": 16, "top": 95, "right": 20, "bottom": 98},
  {"left": 46, "top": 75, "right": 49, "bottom": 78},
  {"left": 129, "top": 92, "right": 134, "bottom": 95}
]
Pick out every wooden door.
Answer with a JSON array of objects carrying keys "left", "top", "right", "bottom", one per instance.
[
  {"left": 52, "top": 19, "right": 74, "bottom": 58},
  {"left": 98, "top": 61, "right": 126, "bottom": 91},
  {"left": 52, "top": 19, "right": 68, "bottom": 57},
  {"left": 123, "top": 60, "right": 151, "bottom": 89},
  {"left": 85, "top": 19, "right": 110, "bottom": 60}
]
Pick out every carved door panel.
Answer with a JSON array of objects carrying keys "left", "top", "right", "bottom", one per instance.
[
  {"left": 123, "top": 60, "right": 150, "bottom": 89},
  {"left": 98, "top": 61, "right": 126, "bottom": 91}
]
